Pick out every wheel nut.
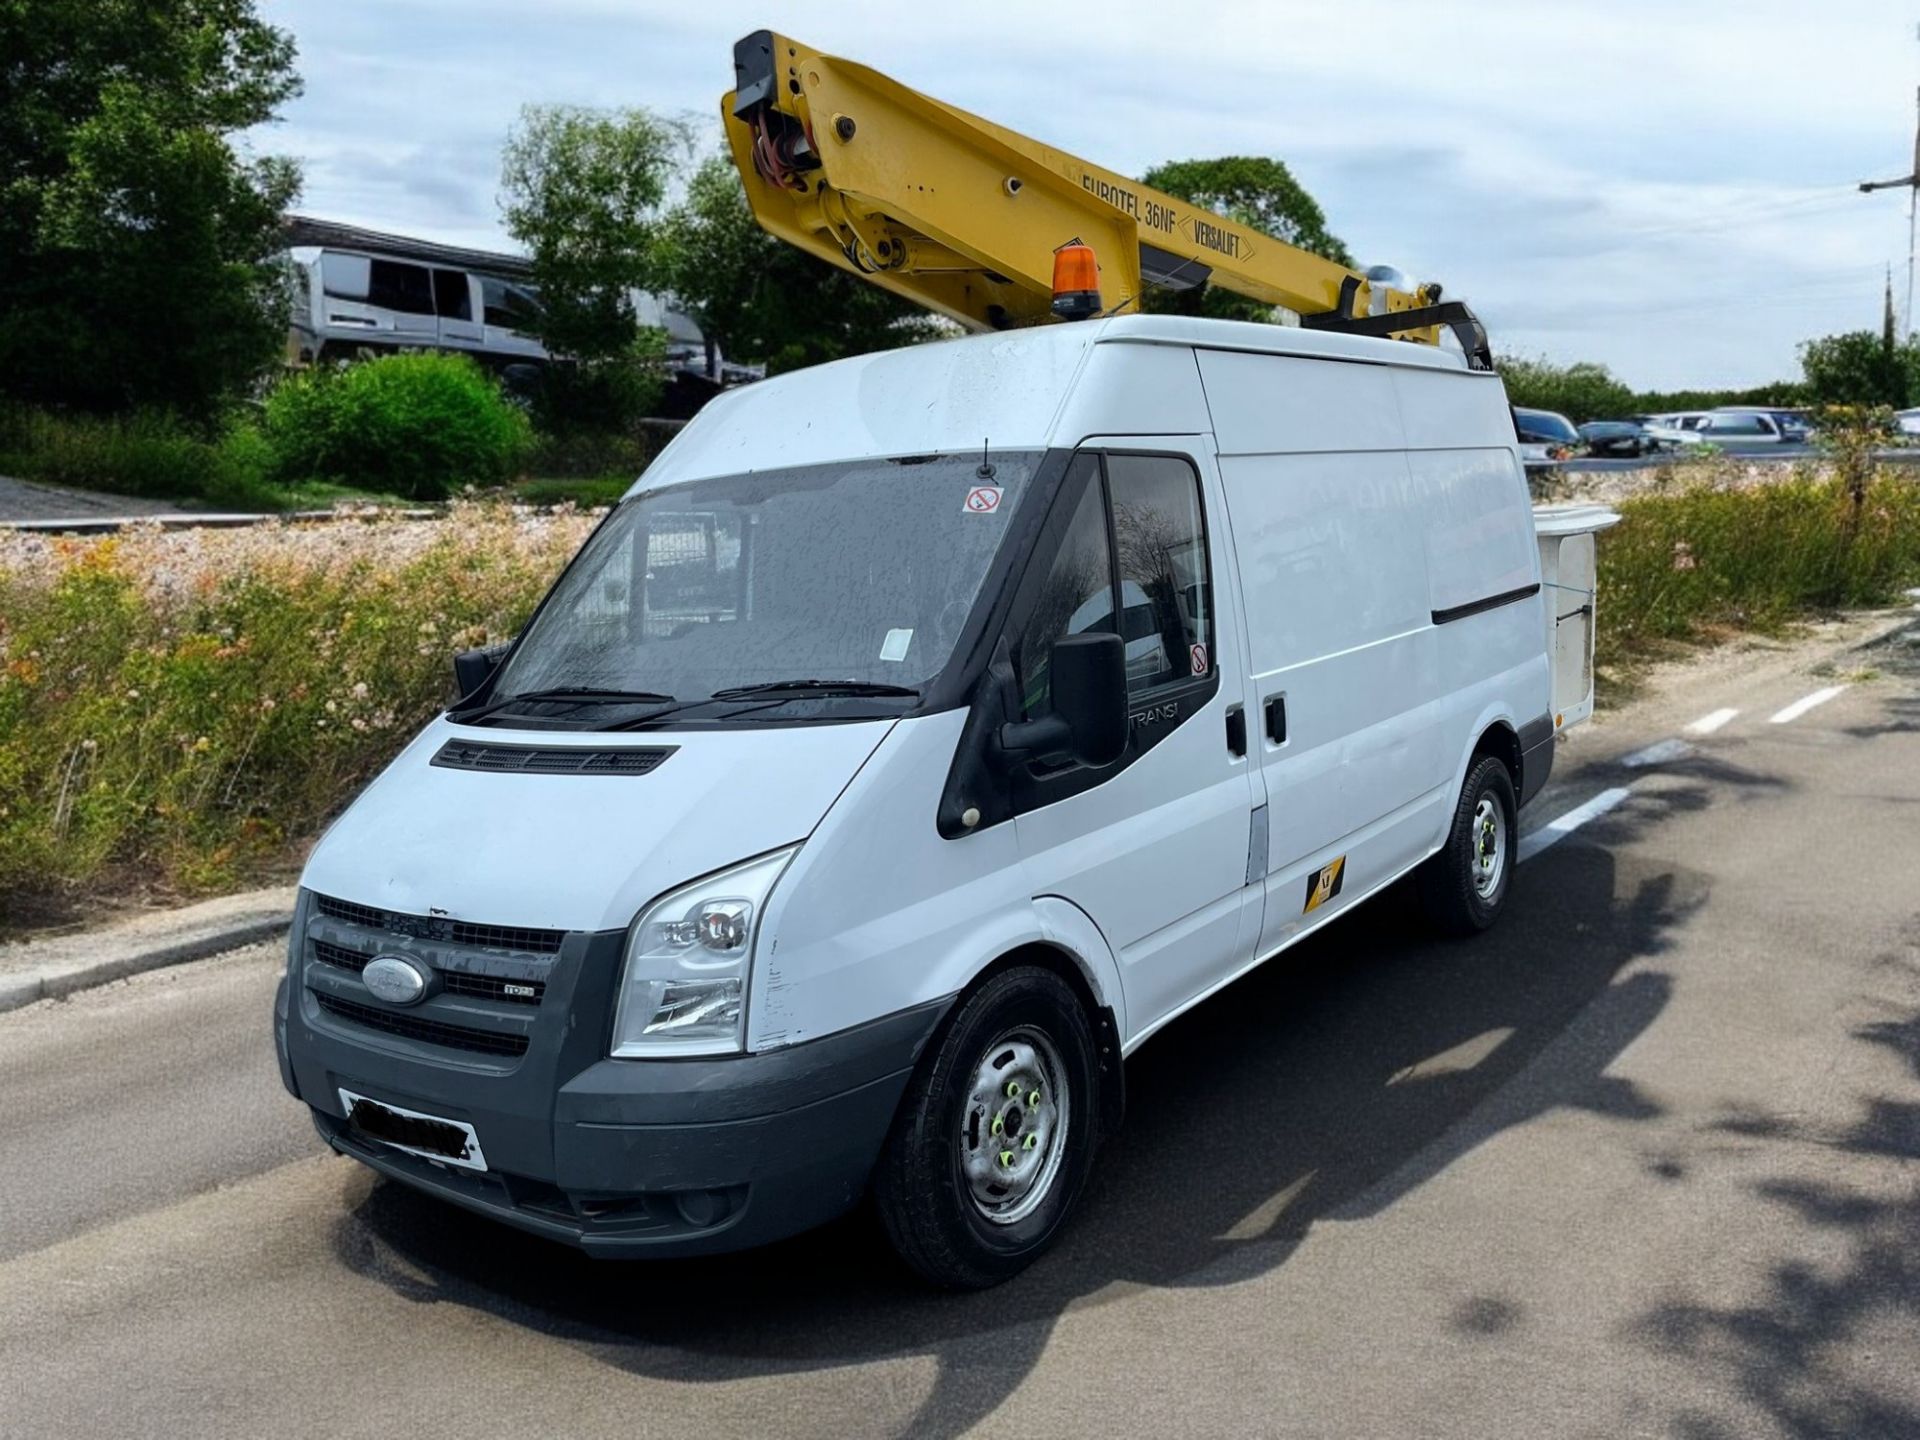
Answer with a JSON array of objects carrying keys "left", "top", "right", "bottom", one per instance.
[
  {"left": 1006, "top": 1081, "right": 1021, "bottom": 1097},
  {"left": 999, "top": 1150, "right": 1015, "bottom": 1167},
  {"left": 991, "top": 1115, "right": 1003, "bottom": 1136},
  {"left": 1024, "top": 1134, "right": 1038, "bottom": 1150},
  {"left": 1029, "top": 1089, "right": 1041, "bottom": 1106}
]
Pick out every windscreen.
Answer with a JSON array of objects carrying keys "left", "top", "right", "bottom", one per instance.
[{"left": 491, "top": 452, "right": 1040, "bottom": 707}]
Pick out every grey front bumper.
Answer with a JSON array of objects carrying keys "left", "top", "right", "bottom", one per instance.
[{"left": 276, "top": 900, "right": 949, "bottom": 1257}]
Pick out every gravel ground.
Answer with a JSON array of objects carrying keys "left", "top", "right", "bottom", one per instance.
[{"left": 0, "top": 474, "right": 191, "bottom": 522}]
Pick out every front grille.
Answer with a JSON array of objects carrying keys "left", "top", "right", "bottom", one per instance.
[
  {"left": 313, "top": 939, "right": 369, "bottom": 973},
  {"left": 431, "top": 740, "right": 674, "bottom": 776},
  {"left": 314, "top": 993, "right": 530, "bottom": 1058},
  {"left": 313, "top": 893, "right": 563, "bottom": 955},
  {"left": 445, "top": 919, "right": 565, "bottom": 954},
  {"left": 315, "top": 894, "right": 385, "bottom": 929},
  {"left": 312, "top": 938, "right": 543, "bottom": 1006}
]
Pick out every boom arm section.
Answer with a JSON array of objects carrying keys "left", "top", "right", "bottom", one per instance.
[{"left": 723, "top": 30, "right": 1489, "bottom": 366}]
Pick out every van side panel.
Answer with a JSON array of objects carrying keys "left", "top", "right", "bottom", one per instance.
[
  {"left": 1392, "top": 367, "right": 1551, "bottom": 824},
  {"left": 1199, "top": 350, "right": 1447, "bottom": 956},
  {"left": 1198, "top": 347, "right": 1405, "bottom": 454}
]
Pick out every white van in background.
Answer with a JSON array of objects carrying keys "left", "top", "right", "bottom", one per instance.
[
  {"left": 283, "top": 241, "right": 753, "bottom": 396},
  {"left": 285, "top": 245, "right": 549, "bottom": 368},
  {"left": 274, "top": 314, "right": 1610, "bottom": 1288}
]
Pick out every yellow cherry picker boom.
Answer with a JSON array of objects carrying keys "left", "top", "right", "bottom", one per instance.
[{"left": 721, "top": 29, "right": 1492, "bottom": 369}]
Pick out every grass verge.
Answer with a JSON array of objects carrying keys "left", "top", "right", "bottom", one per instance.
[
  {"left": 0, "top": 504, "right": 598, "bottom": 921},
  {"left": 1596, "top": 465, "right": 1920, "bottom": 673}
]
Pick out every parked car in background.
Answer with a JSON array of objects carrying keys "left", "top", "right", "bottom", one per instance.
[
  {"left": 1714, "top": 407, "right": 1813, "bottom": 443},
  {"left": 1680, "top": 411, "right": 1795, "bottom": 450},
  {"left": 1639, "top": 411, "right": 1710, "bottom": 448},
  {"left": 1894, "top": 408, "right": 1920, "bottom": 437},
  {"left": 1577, "top": 420, "right": 1656, "bottom": 457},
  {"left": 1513, "top": 406, "right": 1580, "bottom": 464}
]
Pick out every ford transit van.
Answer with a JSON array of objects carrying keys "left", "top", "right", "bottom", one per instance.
[{"left": 276, "top": 314, "right": 1576, "bottom": 1288}]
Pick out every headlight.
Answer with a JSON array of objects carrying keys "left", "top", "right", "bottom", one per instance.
[{"left": 609, "top": 846, "right": 798, "bottom": 1057}]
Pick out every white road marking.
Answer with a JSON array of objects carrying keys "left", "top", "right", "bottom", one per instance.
[
  {"left": 1518, "top": 787, "right": 1634, "bottom": 862},
  {"left": 1686, "top": 708, "right": 1740, "bottom": 736},
  {"left": 1623, "top": 738, "right": 1693, "bottom": 768},
  {"left": 1768, "top": 686, "right": 1848, "bottom": 725}
]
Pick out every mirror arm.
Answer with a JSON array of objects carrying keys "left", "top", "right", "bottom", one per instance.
[{"left": 994, "top": 714, "right": 1072, "bottom": 765}]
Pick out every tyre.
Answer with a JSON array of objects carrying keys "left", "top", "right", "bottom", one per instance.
[
  {"left": 1417, "top": 754, "right": 1517, "bottom": 937},
  {"left": 873, "top": 966, "right": 1098, "bottom": 1289}
]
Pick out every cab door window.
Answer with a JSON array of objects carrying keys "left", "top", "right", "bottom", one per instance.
[
  {"left": 1016, "top": 455, "right": 1114, "bottom": 718},
  {"left": 1105, "top": 453, "right": 1212, "bottom": 699}
]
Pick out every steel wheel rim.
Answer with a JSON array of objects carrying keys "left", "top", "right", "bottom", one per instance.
[
  {"left": 959, "top": 1025, "right": 1070, "bottom": 1226},
  {"left": 1473, "top": 795, "right": 1506, "bottom": 898}
]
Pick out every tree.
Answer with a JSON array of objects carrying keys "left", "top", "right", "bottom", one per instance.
[
  {"left": 499, "top": 105, "right": 686, "bottom": 429},
  {"left": 1799, "top": 330, "right": 1913, "bottom": 409},
  {"left": 652, "top": 155, "right": 940, "bottom": 374},
  {"left": 1138, "top": 156, "right": 1353, "bottom": 322},
  {"left": 1497, "top": 356, "right": 1637, "bottom": 424},
  {"left": 0, "top": 0, "right": 302, "bottom": 418}
]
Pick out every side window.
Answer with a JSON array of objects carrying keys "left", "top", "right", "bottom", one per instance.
[
  {"left": 432, "top": 269, "right": 472, "bottom": 320},
  {"left": 368, "top": 260, "right": 435, "bottom": 315},
  {"left": 1016, "top": 459, "right": 1114, "bottom": 717},
  {"left": 482, "top": 275, "right": 543, "bottom": 332},
  {"left": 320, "top": 252, "right": 370, "bottom": 300},
  {"left": 1106, "top": 453, "right": 1211, "bottom": 698}
]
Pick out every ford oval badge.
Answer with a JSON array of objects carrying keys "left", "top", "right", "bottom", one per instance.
[{"left": 363, "top": 955, "right": 429, "bottom": 1006}]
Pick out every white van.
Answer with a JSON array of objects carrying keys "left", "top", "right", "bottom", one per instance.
[
  {"left": 275, "top": 314, "right": 1575, "bottom": 1288},
  {"left": 285, "top": 246, "right": 549, "bottom": 367}
]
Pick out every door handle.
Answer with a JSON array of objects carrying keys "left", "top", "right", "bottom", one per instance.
[
  {"left": 1264, "top": 694, "right": 1287, "bottom": 745},
  {"left": 1225, "top": 705, "right": 1246, "bottom": 757}
]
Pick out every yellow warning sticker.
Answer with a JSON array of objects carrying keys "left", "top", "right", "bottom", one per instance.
[{"left": 1303, "top": 856, "right": 1346, "bottom": 914}]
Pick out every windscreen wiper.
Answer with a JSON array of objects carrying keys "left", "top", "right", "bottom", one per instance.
[
  {"left": 707, "top": 679, "right": 922, "bottom": 700},
  {"left": 451, "top": 686, "right": 676, "bottom": 724}
]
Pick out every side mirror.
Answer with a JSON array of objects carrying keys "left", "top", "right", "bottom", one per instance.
[
  {"left": 452, "top": 643, "right": 509, "bottom": 702},
  {"left": 997, "top": 632, "right": 1128, "bottom": 769}
]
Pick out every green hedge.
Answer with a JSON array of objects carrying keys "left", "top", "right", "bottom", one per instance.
[
  {"left": 264, "top": 352, "right": 531, "bottom": 500},
  {"left": 0, "top": 406, "right": 281, "bottom": 510}
]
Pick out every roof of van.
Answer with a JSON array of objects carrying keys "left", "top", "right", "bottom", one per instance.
[
  {"left": 636, "top": 315, "right": 1484, "bottom": 492},
  {"left": 1084, "top": 313, "right": 1475, "bottom": 372}
]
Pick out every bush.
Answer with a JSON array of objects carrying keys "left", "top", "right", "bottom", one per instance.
[
  {"left": 1597, "top": 465, "right": 1920, "bottom": 669},
  {"left": 0, "top": 405, "right": 282, "bottom": 509},
  {"left": 0, "top": 504, "right": 598, "bottom": 914},
  {"left": 264, "top": 353, "right": 531, "bottom": 500}
]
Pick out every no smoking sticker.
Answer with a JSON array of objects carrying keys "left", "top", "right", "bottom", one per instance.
[
  {"left": 963, "top": 485, "right": 1003, "bottom": 515},
  {"left": 1190, "top": 642, "right": 1209, "bottom": 676}
]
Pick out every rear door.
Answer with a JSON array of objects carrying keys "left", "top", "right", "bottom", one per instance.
[{"left": 1010, "top": 443, "right": 1264, "bottom": 1039}]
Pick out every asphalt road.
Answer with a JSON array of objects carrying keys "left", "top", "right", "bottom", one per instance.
[{"left": 3, "top": 616, "right": 1918, "bottom": 1440}]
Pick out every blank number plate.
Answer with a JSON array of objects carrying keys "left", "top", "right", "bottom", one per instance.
[{"left": 339, "top": 1088, "right": 489, "bottom": 1172}]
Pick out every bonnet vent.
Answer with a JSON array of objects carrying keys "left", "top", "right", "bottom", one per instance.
[{"left": 430, "top": 741, "right": 675, "bottom": 776}]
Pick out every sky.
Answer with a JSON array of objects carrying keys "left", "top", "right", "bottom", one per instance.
[{"left": 254, "top": 0, "right": 1920, "bottom": 391}]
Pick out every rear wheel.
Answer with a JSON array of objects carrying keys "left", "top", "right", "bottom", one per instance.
[
  {"left": 1418, "top": 754, "right": 1517, "bottom": 936},
  {"left": 873, "top": 966, "right": 1098, "bottom": 1289}
]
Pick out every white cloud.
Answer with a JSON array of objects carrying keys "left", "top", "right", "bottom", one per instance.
[{"left": 257, "top": 0, "right": 1920, "bottom": 389}]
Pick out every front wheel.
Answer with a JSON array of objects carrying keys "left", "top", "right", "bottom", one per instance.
[
  {"left": 873, "top": 967, "right": 1098, "bottom": 1289},
  {"left": 1417, "top": 755, "right": 1518, "bottom": 936}
]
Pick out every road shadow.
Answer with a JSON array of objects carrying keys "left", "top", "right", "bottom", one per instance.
[
  {"left": 1633, "top": 934, "right": 1920, "bottom": 1439},
  {"left": 334, "top": 833, "right": 1704, "bottom": 1438}
]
